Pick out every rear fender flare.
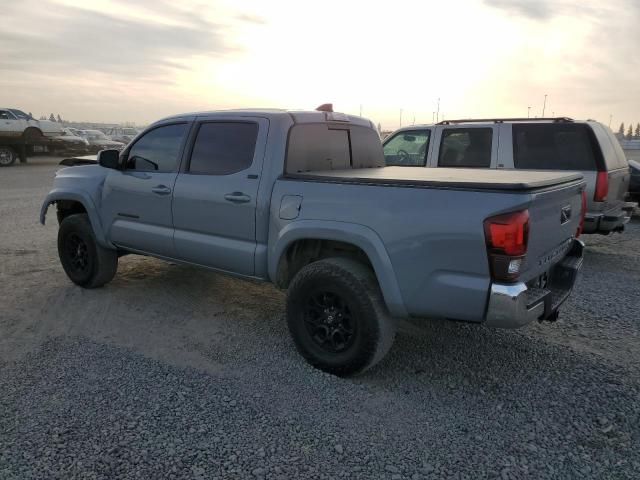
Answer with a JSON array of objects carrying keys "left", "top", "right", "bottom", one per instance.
[{"left": 270, "top": 220, "right": 408, "bottom": 317}]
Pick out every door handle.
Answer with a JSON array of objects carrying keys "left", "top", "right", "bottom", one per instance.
[
  {"left": 151, "top": 185, "right": 172, "bottom": 195},
  {"left": 224, "top": 192, "right": 251, "bottom": 203}
]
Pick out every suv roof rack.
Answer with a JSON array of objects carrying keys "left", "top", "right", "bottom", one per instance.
[{"left": 437, "top": 117, "right": 574, "bottom": 125}]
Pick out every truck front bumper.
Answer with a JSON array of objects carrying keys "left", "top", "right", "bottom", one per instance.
[{"left": 484, "top": 239, "right": 584, "bottom": 328}]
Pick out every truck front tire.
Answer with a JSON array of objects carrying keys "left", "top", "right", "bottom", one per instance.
[
  {"left": 286, "top": 258, "right": 396, "bottom": 376},
  {"left": 58, "top": 214, "right": 118, "bottom": 288}
]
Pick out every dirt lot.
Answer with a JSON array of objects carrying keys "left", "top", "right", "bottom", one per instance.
[{"left": 1, "top": 157, "right": 639, "bottom": 479}]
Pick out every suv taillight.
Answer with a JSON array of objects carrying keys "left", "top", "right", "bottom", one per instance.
[
  {"left": 594, "top": 171, "right": 608, "bottom": 202},
  {"left": 484, "top": 210, "right": 529, "bottom": 283},
  {"left": 576, "top": 189, "right": 587, "bottom": 237}
]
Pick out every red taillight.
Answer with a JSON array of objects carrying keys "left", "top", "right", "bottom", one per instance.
[
  {"left": 484, "top": 210, "right": 529, "bottom": 256},
  {"left": 484, "top": 210, "right": 530, "bottom": 282},
  {"left": 594, "top": 171, "right": 608, "bottom": 202},
  {"left": 577, "top": 189, "right": 587, "bottom": 237}
]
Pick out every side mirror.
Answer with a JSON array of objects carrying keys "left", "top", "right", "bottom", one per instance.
[{"left": 97, "top": 149, "right": 120, "bottom": 169}]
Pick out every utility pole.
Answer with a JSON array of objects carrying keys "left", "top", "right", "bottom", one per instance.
[
  {"left": 399, "top": 109, "right": 403, "bottom": 127},
  {"left": 609, "top": 114, "right": 612, "bottom": 128},
  {"left": 359, "top": 104, "right": 362, "bottom": 117},
  {"left": 412, "top": 113, "right": 415, "bottom": 125},
  {"left": 528, "top": 106, "right": 531, "bottom": 118},
  {"left": 432, "top": 112, "right": 435, "bottom": 123},
  {"left": 542, "top": 94, "right": 548, "bottom": 117},
  {"left": 436, "top": 98, "right": 440, "bottom": 123}
]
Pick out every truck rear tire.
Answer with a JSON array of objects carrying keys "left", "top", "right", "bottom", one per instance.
[
  {"left": 0, "top": 146, "right": 17, "bottom": 167},
  {"left": 58, "top": 214, "right": 118, "bottom": 288},
  {"left": 286, "top": 258, "right": 396, "bottom": 376}
]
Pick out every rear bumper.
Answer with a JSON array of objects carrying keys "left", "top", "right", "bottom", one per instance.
[
  {"left": 484, "top": 239, "right": 584, "bottom": 328},
  {"left": 584, "top": 202, "right": 636, "bottom": 234}
]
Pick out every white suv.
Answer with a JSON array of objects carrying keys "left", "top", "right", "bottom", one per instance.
[
  {"left": 0, "top": 108, "right": 64, "bottom": 140},
  {"left": 383, "top": 118, "right": 636, "bottom": 235}
]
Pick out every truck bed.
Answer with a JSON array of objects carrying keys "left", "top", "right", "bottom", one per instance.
[{"left": 287, "top": 166, "right": 583, "bottom": 191}]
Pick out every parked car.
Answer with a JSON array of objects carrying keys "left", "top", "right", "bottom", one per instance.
[
  {"left": 49, "top": 128, "right": 90, "bottom": 154},
  {"left": 0, "top": 108, "right": 66, "bottom": 166},
  {"left": 629, "top": 159, "right": 640, "bottom": 202},
  {"left": 383, "top": 118, "right": 636, "bottom": 235},
  {"left": 0, "top": 108, "right": 64, "bottom": 141},
  {"left": 105, "top": 127, "right": 140, "bottom": 144},
  {"left": 78, "top": 129, "right": 125, "bottom": 153},
  {"left": 41, "top": 108, "right": 586, "bottom": 376}
]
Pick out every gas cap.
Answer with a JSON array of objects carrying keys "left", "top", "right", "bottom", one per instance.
[{"left": 279, "top": 195, "right": 302, "bottom": 220}]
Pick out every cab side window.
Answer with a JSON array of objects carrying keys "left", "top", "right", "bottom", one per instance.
[
  {"left": 188, "top": 122, "right": 258, "bottom": 175},
  {"left": 438, "top": 128, "right": 492, "bottom": 168},
  {"left": 125, "top": 123, "right": 187, "bottom": 172},
  {"left": 0, "top": 110, "right": 13, "bottom": 120},
  {"left": 383, "top": 130, "right": 430, "bottom": 166}
]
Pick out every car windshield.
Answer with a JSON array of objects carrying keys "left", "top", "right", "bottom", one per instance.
[
  {"left": 8, "top": 109, "right": 29, "bottom": 119},
  {"left": 87, "top": 130, "right": 108, "bottom": 140}
]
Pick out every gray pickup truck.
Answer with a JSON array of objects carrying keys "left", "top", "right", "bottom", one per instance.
[{"left": 41, "top": 108, "right": 586, "bottom": 376}]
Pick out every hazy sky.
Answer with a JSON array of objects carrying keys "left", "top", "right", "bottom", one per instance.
[{"left": 1, "top": 0, "right": 638, "bottom": 130}]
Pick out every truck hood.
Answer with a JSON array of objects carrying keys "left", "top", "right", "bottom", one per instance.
[{"left": 54, "top": 164, "right": 108, "bottom": 188}]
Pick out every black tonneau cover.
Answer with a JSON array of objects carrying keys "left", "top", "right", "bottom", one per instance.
[{"left": 287, "top": 166, "right": 583, "bottom": 191}]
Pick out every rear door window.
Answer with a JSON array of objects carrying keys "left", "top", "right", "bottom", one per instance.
[
  {"left": 513, "top": 124, "right": 599, "bottom": 171},
  {"left": 188, "top": 122, "right": 258, "bottom": 175},
  {"left": 438, "top": 128, "right": 492, "bottom": 168},
  {"left": 383, "top": 130, "right": 430, "bottom": 166}
]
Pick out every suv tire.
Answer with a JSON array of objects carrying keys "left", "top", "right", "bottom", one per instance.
[
  {"left": 58, "top": 214, "right": 118, "bottom": 288},
  {"left": 286, "top": 258, "right": 396, "bottom": 376}
]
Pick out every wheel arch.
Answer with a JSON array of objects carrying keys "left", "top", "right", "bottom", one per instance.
[
  {"left": 270, "top": 221, "right": 407, "bottom": 317},
  {"left": 22, "top": 126, "right": 44, "bottom": 139},
  {"left": 40, "top": 190, "right": 110, "bottom": 248}
]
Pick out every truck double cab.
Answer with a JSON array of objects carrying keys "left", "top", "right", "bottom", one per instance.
[
  {"left": 41, "top": 108, "right": 586, "bottom": 376},
  {"left": 383, "top": 118, "right": 636, "bottom": 235}
]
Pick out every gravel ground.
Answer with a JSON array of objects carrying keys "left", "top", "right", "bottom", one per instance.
[{"left": 1, "top": 157, "right": 639, "bottom": 479}]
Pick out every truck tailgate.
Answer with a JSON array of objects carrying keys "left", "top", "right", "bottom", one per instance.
[{"left": 521, "top": 180, "right": 585, "bottom": 282}]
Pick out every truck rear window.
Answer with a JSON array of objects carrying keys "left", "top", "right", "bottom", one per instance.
[
  {"left": 513, "top": 124, "right": 598, "bottom": 171},
  {"left": 285, "top": 123, "right": 384, "bottom": 173}
]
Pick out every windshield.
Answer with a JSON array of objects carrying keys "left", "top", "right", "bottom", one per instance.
[
  {"left": 383, "top": 129, "right": 431, "bottom": 166},
  {"left": 8, "top": 109, "right": 29, "bottom": 120},
  {"left": 87, "top": 130, "right": 108, "bottom": 140}
]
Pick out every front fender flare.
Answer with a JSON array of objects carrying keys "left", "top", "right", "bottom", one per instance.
[
  {"left": 40, "top": 188, "right": 110, "bottom": 248},
  {"left": 270, "top": 220, "right": 408, "bottom": 317}
]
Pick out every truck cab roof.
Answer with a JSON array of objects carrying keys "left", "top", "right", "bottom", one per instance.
[{"left": 155, "top": 109, "right": 375, "bottom": 128}]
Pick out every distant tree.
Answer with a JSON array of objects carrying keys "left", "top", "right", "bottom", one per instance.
[
  {"left": 618, "top": 123, "right": 625, "bottom": 136},
  {"left": 39, "top": 115, "right": 46, "bottom": 120},
  {"left": 635, "top": 123, "right": 640, "bottom": 138},
  {"left": 49, "top": 113, "right": 56, "bottom": 122},
  {"left": 627, "top": 124, "right": 633, "bottom": 140},
  {"left": 57, "top": 114, "right": 63, "bottom": 123}
]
